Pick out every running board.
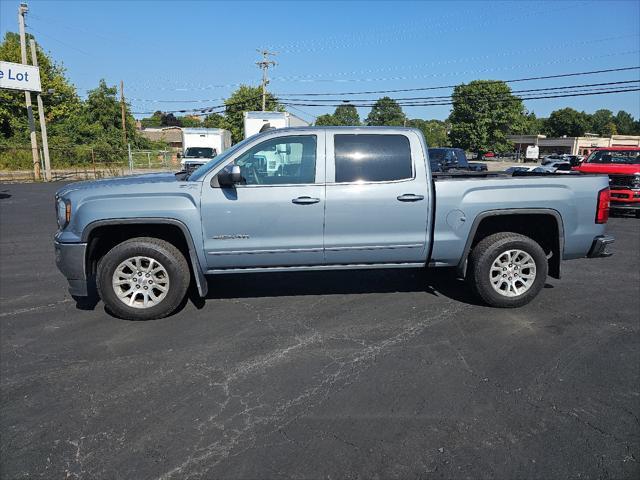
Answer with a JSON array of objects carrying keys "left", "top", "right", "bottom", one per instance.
[{"left": 206, "top": 263, "right": 426, "bottom": 275}]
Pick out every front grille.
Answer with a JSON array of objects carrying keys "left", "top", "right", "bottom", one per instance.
[{"left": 608, "top": 175, "right": 634, "bottom": 189}]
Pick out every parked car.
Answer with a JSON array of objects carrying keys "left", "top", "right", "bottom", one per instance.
[
  {"left": 573, "top": 147, "right": 640, "bottom": 217},
  {"left": 504, "top": 166, "right": 556, "bottom": 174},
  {"left": 428, "top": 147, "right": 488, "bottom": 172},
  {"left": 54, "top": 127, "right": 614, "bottom": 320}
]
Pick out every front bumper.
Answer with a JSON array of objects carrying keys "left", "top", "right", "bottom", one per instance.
[
  {"left": 610, "top": 188, "right": 640, "bottom": 210},
  {"left": 54, "top": 241, "right": 88, "bottom": 296},
  {"left": 587, "top": 235, "right": 615, "bottom": 258}
]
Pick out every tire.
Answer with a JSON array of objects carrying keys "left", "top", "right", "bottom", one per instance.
[
  {"left": 468, "top": 232, "right": 548, "bottom": 308},
  {"left": 97, "top": 237, "right": 190, "bottom": 320}
]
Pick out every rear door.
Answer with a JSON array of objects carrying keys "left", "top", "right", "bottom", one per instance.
[{"left": 324, "top": 130, "right": 430, "bottom": 265}]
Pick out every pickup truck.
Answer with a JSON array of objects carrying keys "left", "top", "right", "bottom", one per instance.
[
  {"left": 54, "top": 127, "right": 614, "bottom": 320},
  {"left": 573, "top": 147, "right": 640, "bottom": 217},
  {"left": 428, "top": 147, "right": 488, "bottom": 172}
]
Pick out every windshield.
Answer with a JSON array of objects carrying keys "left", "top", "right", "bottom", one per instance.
[
  {"left": 187, "top": 138, "right": 253, "bottom": 181},
  {"left": 585, "top": 150, "right": 640, "bottom": 164},
  {"left": 185, "top": 147, "right": 215, "bottom": 158}
]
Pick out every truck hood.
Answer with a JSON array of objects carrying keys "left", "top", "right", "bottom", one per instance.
[
  {"left": 56, "top": 172, "right": 180, "bottom": 197},
  {"left": 576, "top": 163, "right": 640, "bottom": 175}
]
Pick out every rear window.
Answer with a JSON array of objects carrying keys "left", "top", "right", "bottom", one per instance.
[
  {"left": 586, "top": 150, "right": 640, "bottom": 164},
  {"left": 334, "top": 134, "right": 412, "bottom": 183}
]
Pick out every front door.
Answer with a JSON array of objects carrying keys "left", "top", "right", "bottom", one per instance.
[{"left": 200, "top": 133, "right": 325, "bottom": 269}]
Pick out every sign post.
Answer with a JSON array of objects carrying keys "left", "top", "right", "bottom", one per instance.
[{"left": 29, "top": 39, "right": 51, "bottom": 181}]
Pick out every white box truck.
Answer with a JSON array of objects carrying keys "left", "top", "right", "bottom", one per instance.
[
  {"left": 525, "top": 145, "right": 540, "bottom": 163},
  {"left": 243, "top": 111, "right": 309, "bottom": 139},
  {"left": 180, "top": 128, "right": 232, "bottom": 170}
]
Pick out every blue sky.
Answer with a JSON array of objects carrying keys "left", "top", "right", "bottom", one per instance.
[{"left": 1, "top": 0, "right": 639, "bottom": 123}]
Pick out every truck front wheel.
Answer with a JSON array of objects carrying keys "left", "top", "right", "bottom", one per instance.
[
  {"left": 468, "top": 232, "right": 548, "bottom": 308},
  {"left": 96, "top": 237, "right": 190, "bottom": 320}
]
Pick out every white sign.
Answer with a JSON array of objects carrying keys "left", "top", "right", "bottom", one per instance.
[{"left": 0, "top": 61, "right": 42, "bottom": 92}]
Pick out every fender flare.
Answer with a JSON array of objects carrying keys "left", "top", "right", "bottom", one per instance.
[
  {"left": 456, "top": 208, "right": 565, "bottom": 279},
  {"left": 82, "top": 218, "right": 208, "bottom": 297}
]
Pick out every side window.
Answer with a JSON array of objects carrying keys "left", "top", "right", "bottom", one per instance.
[
  {"left": 334, "top": 134, "right": 412, "bottom": 183},
  {"left": 234, "top": 135, "right": 317, "bottom": 185}
]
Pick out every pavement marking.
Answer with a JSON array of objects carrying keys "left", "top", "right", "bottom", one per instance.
[{"left": 0, "top": 299, "right": 73, "bottom": 317}]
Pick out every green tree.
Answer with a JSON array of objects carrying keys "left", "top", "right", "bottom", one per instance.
[
  {"left": 522, "top": 112, "right": 546, "bottom": 135},
  {"left": 545, "top": 108, "right": 591, "bottom": 137},
  {"left": 223, "top": 85, "right": 282, "bottom": 143},
  {"left": 314, "top": 114, "right": 336, "bottom": 126},
  {"left": 614, "top": 110, "right": 636, "bottom": 135},
  {"left": 0, "top": 32, "right": 80, "bottom": 142},
  {"left": 366, "top": 97, "right": 406, "bottom": 126},
  {"left": 448, "top": 80, "right": 526, "bottom": 155},
  {"left": 407, "top": 119, "right": 449, "bottom": 146},
  {"left": 590, "top": 109, "right": 615, "bottom": 136},
  {"left": 178, "top": 115, "right": 202, "bottom": 127},
  {"left": 314, "top": 105, "right": 361, "bottom": 126},
  {"left": 203, "top": 113, "right": 225, "bottom": 129},
  {"left": 140, "top": 111, "right": 163, "bottom": 128},
  {"left": 333, "top": 105, "right": 360, "bottom": 125}
]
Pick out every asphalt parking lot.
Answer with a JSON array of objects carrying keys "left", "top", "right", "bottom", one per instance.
[{"left": 1, "top": 181, "right": 639, "bottom": 480}]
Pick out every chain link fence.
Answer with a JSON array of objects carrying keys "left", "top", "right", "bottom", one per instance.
[{"left": 0, "top": 145, "right": 181, "bottom": 182}]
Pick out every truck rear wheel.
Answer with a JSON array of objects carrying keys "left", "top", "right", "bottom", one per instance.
[
  {"left": 468, "top": 232, "right": 548, "bottom": 308},
  {"left": 96, "top": 237, "right": 190, "bottom": 320}
]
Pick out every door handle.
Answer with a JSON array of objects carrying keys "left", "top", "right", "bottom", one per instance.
[
  {"left": 397, "top": 194, "right": 424, "bottom": 202},
  {"left": 292, "top": 196, "right": 321, "bottom": 205}
]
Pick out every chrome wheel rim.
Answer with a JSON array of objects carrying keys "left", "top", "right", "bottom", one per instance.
[
  {"left": 489, "top": 249, "right": 536, "bottom": 297},
  {"left": 112, "top": 256, "right": 170, "bottom": 309}
]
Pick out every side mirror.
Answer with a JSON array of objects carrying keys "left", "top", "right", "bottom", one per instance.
[
  {"left": 217, "top": 165, "right": 243, "bottom": 187},
  {"left": 177, "top": 152, "right": 182, "bottom": 158}
]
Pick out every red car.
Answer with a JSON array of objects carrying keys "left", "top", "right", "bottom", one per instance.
[{"left": 574, "top": 147, "right": 640, "bottom": 217}]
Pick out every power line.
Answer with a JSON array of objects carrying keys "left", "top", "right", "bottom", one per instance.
[
  {"left": 278, "top": 87, "right": 640, "bottom": 108},
  {"left": 277, "top": 80, "right": 640, "bottom": 103},
  {"left": 274, "top": 66, "right": 640, "bottom": 97}
]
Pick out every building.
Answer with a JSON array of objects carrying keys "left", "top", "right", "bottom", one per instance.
[
  {"left": 508, "top": 134, "right": 640, "bottom": 157},
  {"left": 138, "top": 127, "right": 183, "bottom": 151}
]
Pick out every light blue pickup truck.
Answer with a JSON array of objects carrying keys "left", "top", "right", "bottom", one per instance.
[{"left": 54, "top": 127, "right": 614, "bottom": 320}]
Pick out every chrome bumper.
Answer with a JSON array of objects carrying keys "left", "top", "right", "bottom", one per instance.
[
  {"left": 587, "top": 235, "right": 615, "bottom": 258},
  {"left": 54, "top": 241, "right": 88, "bottom": 296}
]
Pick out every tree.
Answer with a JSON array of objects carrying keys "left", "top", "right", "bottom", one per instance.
[
  {"left": 590, "top": 109, "right": 614, "bottom": 136},
  {"left": 545, "top": 108, "right": 591, "bottom": 137},
  {"left": 333, "top": 105, "right": 360, "bottom": 126},
  {"left": 223, "top": 85, "right": 282, "bottom": 143},
  {"left": 140, "top": 111, "right": 164, "bottom": 128},
  {"left": 614, "top": 110, "right": 636, "bottom": 135},
  {"left": 203, "top": 113, "right": 225, "bottom": 129},
  {"left": 448, "top": 80, "right": 526, "bottom": 155},
  {"left": 179, "top": 115, "right": 202, "bottom": 127},
  {"left": 314, "top": 105, "right": 361, "bottom": 126},
  {"left": 0, "top": 32, "right": 80, "bottom": 142},
  {"left": 407, "top": 119, "right": 449, "bottom": 147},
  {"left": 314, "top": 114, "right": 336, "bottom": 126},
  {"left": 366, "top": 97, "right": 406, "bottom": 126}
]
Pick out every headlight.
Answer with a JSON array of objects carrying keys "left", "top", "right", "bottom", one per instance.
[
  {"left": 632, "top": 174, "right": 640, "bottom": 189},
  {"left": 56, "top": 198, "right": 71, "bottom": 229}
]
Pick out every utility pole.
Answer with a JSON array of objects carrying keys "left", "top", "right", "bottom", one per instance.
[
  {"left": 120, "top": 80, "right": 127, "bottom": 144},
  {"left": 29, "top": 38, "right": 51, "bottom": 181},
  {"left": 18, "top": 3, "right": 40, "bottom": 180},
  {"left": 256, "top": 50, "right": 276, "bottom": 111}
]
